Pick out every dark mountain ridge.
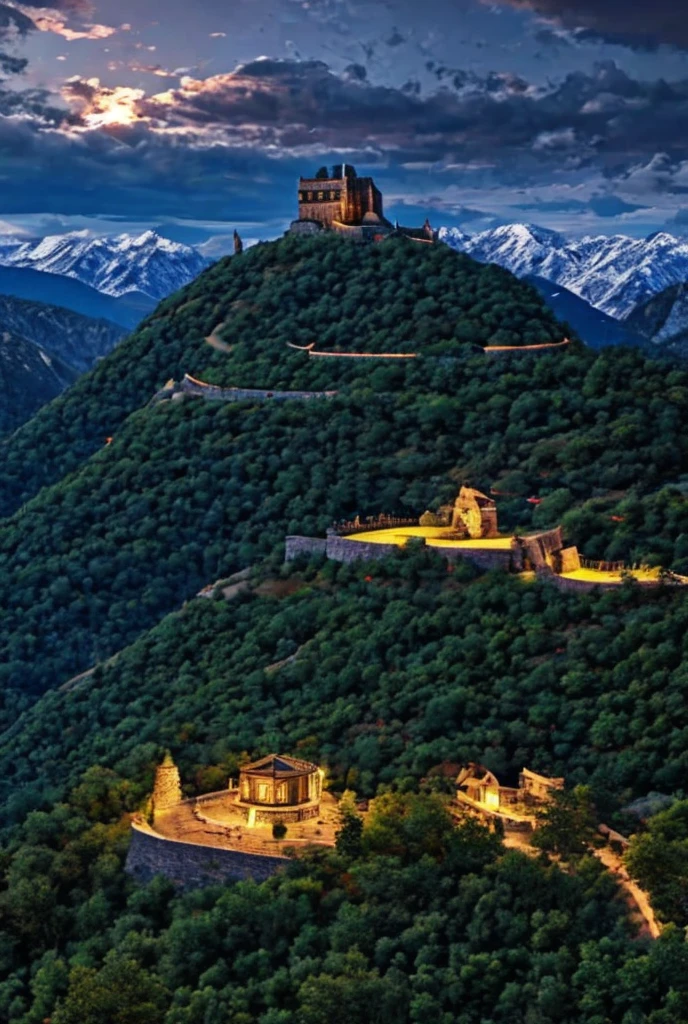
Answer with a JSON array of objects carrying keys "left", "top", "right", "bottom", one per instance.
[
  {"left": 525, "top": 274, "right": 649, "bottom": 350},
  {"left": 0, "top": 265, "right": 154, "bottom": 328},
  {"left": 625, "top": 281, "right": 688, "bottom": 358},
  {"left": 0, "top": 293, "right": 126, "bottom": 373},
  {"left": 0, "top": 329, "right": 76, "bottom": 434}
]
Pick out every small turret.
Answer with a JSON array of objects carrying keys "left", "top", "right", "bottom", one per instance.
[
  {"left": 152, "top": 752, "right": 182, "bottom": 821},
  {"left": 233, "top": 229, "right": 243, "bottom": 255}
]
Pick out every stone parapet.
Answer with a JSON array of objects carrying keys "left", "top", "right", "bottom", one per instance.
[{"left": 126, "top": 821, "right": 287, "bottom": 888}]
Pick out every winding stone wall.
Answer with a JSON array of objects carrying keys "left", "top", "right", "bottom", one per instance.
[
  {"left": 325, "top": 535, "right": 400, "bottom": 563},
  {"left": 126, "top": 822, "right": 287, "bottom": 888},
  {"left": 180, "top": 376, "right": 336, "bottom": 402}
]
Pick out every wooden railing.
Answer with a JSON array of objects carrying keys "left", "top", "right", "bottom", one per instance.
[
  {"left": 331, "top": 514, "right": 419, "bottom": 536},
  {"left": 579, "top": 558, "right": 643, "bottom": 574}
]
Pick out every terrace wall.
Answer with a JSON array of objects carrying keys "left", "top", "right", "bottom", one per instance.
[{"left": 126, "top": 821, "right": 287, "bottom": 888}]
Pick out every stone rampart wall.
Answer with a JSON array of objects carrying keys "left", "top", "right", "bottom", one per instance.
[
  {"left": 284, "top": 536, "right": 328, "bottom": 561},
  {"left": 289, "top": 533, "right": 516, "bottom": 571},
  {"left": 547, "top": 575, "right": 661, "bottom": 594},
  {"left": 325, "top": 535, "right": 400, "bottom": 564},
  {"left": 179, "top": 376, "right": 336, "bottom": 402},
  {"left": 126, "top": 822, "right": 287, "bottom": 888},
  {"left": 443, "top": 546, "right": 514, "bottom": 571}
]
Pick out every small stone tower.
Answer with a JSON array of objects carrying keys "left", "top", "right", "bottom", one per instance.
[
  {"left": 152, "top": 752, "right": 182, "bottom": 822},
  {"left": 233, "top": 229, "right": 243, "bottom": 255}
]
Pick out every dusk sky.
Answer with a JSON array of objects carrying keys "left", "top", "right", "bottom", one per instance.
[{"left": 2, "top": 0, "right": 688, "bottom": 250}]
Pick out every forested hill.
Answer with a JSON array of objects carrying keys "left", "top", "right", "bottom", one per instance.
[
  {"left": 1, "top": 235, "right": 688, "bottom": 722},
  {"left": 1, "top": 555, "right": 688, "bottom": 1023},
  {"left": 0, "top": 234, "right": 563, "bottom": 518},
  {"left": 3, "top": 236, "right": 688, "bottom": 1022}
]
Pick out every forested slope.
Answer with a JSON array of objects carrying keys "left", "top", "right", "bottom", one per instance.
[
  {"left": 3, "top": 553, "right": 688, "bottom": 821},
  {"left": 1, "top": 555, "right": 688, "bottom": 1022},
  {"left": 1, "top": 236, "right": 688, "bottom": 723},
  {"left": 2, "top": 236, "right": 688, "bottom": 1022},
  {"left": 0, "top": 234, "right": 563, "bottom": 518}
]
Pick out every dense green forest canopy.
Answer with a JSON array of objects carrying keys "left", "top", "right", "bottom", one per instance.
[
  {"left": 3, "top": 769, "right": 688, "bottom": 1024},
  {"left": 2, "top": 237, "right": 688, "bottom": 1021},
  {"left": 0, "top": 237, "right": 688, "bottom": 727},
  {"left": 3, "top": 552, "right": 688, "bottom": 825},
  {"left": 0, "top": 234, "right": 564, "bottom": 519}
]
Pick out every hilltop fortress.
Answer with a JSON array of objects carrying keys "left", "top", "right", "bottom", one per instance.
[
  {"left": 289, "top": 164, "right": 436, "bottom": 243},
  {"left": 286, "top": 485, "right": 681, "bottom": 592}
]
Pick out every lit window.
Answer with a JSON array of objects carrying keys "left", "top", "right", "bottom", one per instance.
[
  {"left": 307, "top": 192, "right": 313, "bottom": 200},
  {"left": 298, "top": 192, "right": 303, "bottom": 201},
  {"left": 317, "top": 191, "right": 324, "bottom": 200}
]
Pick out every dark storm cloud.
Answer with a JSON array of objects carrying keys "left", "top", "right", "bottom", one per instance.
[
  {"left": 497, "top": 0, "right": 688, "bottom": 50},
  {"left": 5, "top": 56, "right": 688, "bottom": 222},
  {"left": 117, "top": 58, "right": 688, "bottom": 177},
  {"left": 0, "top": 3, "right": 32, "bottom": 78}
]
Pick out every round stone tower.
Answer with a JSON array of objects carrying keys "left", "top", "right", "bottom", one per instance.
[{"left": 152, "top": 752, "right": 182, "bottom": 821}]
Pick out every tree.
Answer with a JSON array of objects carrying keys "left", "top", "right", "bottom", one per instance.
[
  {"left": 335, "top": 791, "right": 364, "bottom": 858},
  {"left": 532, "top": 786, "right": 598, "bottom": 857},
  {"left": 625, "top": 800, "right": 688, "bottom": 926},
  {"left": 52, "top": 953, "right": 169, "bottom": 1024},
  {"left": 272, "top": 821, "right": 288, "bottom": 841}
]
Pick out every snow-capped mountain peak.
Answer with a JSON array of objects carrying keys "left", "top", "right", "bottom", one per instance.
[
  {"left": 440, "top": 223, "right": 688, "bottom": 319},
  {"left": 0, "top": 230, "right": 211, "bottom": 300}
]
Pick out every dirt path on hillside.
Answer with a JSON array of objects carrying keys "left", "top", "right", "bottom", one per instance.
[
  {"left": 502, "top": 832, "right": 660, "bottom": 939},
  {"left": 593, "top": 845, "right": 661, "bottom": 939},
  {"left": 205, "top": 323, "right": 233, "bottom": 353}
]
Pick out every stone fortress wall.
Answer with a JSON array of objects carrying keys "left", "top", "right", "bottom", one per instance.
[
  {"left": 154, "top": 374, "right": 337, "bottom": 404},
  {"left": 285, "top": 522, "right": 673, "bottom": 593},
  {"left": 286, "top": 529, "right": 554, "bottom": 574},
  {"left": 127, "top": 820, "right": 287, "bottom": 888}
]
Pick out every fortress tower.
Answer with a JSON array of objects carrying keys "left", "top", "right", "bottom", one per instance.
[
  {"left": 290, "top": 165, "right": 436, "bottom": 243},
  {"left": 297, "top": 164, "right": 385, "bottom": 230},
  {"left": 152, "top": 753, "right": 182, "bottom": 821}
]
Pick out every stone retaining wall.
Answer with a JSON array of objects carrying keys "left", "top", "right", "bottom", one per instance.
[
  {"left": 286, "top": 533, "right": 514, "bottom": 571},
  {"left": 126, "top": 821, "right": 287, "bottom": 888},
  {"left": 180, "top": 376, "right": 336, "bottom": 402},
  {"left": 546, "top": 575, "right": 651, "bottom": 594},
  {"left": 284, "top": 536, "right": 328, "bottom": 561}
]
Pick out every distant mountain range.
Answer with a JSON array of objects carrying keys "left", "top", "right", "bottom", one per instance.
[
  {"left": 0, "top": 230, "right": 210, "bottom": 301},
  {"left": 0, "top": 294, "right": 126, "bottom": 374},
  {"left": 0, "top": 329, "right": 76, "bottom": 435},
  {"left": 524, "top": 276, "right": 649, "bottom": 351},
  {"left": 625, "top": 283, "right": 688, "bottom": 358},
  {"left": 0, "top": 230, "right": 210, "bottom": 430},
  {"left": 439, "top": 225, "right": 688, "bottom": 321},
  {"left": 0, "top": 295, "right": 127, "bottom": 433},
  {"left": 0, "top": 266, "right": 155, "bottom": 329}
]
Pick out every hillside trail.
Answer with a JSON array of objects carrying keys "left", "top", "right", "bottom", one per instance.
[
  {"left": 502, "top": 832, "right": 660, "bottom": 939},
  {"left": 593, "top": 844, "right": 661, "bottom": 939},
  {"left": 205, "top": 323, "right": 233, "bottom": 353}
]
